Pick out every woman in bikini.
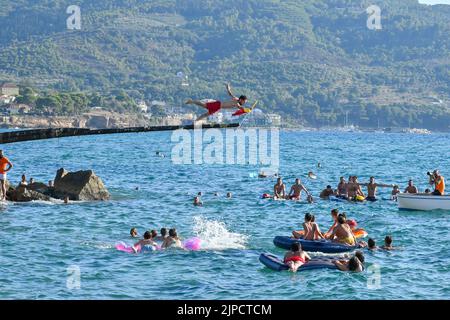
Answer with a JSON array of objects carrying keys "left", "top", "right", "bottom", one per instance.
[{"left": 284, "top": 242, "right": 311, "bottom": 272}]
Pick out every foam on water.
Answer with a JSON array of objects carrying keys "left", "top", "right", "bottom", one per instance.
[{"left": 192, "top": 216, "right": 248, "bottom": 250}]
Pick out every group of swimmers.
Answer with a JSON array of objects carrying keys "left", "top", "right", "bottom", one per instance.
[
  {"left": 129, "top": 227, "right": 182, "bottom": 252},
  {"left": 267, "top": 177, "right": 314, "bottom": 202},
  {"left": 193, "top": 191, "right": 232, "bottom": 206}
]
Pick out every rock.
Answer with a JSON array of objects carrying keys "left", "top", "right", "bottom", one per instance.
[
  {"left": 27, "top": 182, "right": 50, "bottom": 193},
  {"left": 54, "top": 168, "right": 110, "bottom": 201},
  {"left": 6, "top": 186, "right": 52, "bottom": 202}
]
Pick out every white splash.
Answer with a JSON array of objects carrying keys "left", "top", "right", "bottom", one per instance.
[{"left": 192, "top": 216, "right": 248, "bottom": 250}]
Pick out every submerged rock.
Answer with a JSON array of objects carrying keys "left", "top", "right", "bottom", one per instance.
[{"left": 53, "top": 168, "right": 110, "bottom": 201}]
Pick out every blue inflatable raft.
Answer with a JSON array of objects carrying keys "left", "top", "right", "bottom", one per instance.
[
  {"left": 273, "top": 236, "right": 359, "bottom": 253},
  {"left": 259, "top": 253, "right": 337, "bottom": 271}
]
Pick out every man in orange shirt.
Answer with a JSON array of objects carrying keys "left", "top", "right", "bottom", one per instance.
[
  {"left": 429, "top": 170, "right": 445, "bottom": 195},
  {"left": 0, "top": 150, "right": 13, "bottom": 201}
]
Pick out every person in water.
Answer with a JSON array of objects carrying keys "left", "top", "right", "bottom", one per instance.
[
  {"left": 360, "top": 177, "right": 395, "bottom": 201},
  {"left": 424, "top": 188, "right": 431, "bottom": 194},
  {"left": 161, "top": 228, "right": 183, "bottom": 249},
  {"left": 193, "top": 196, "right": 203, "bottom": 206},
  {"left": 153, "top": 228, "right": 168, "bottom": 242},
  {"left": 307, "top": 194, "right": 314, "bottom": 203},
  {"left": 429, "top": 170, "right": 445, "bottom": 195},
  {"left": 333, "top": 251, "right": 365, "bottom": 272},
  {"left": 288, "top": 178, "right": 310, "bottom": 200},
  {"left": 368, "top": 238, "right": 377, "bottom": 251},
  {"left": 283, "top": 242, "right": 311, "bottom": 272},
  {"left": 336, "top": 177, "right": 348, "bottom": 199},
  {"left": 319, "top": 185, "right": 335, "bottom": 199},
  {"left": 133, "top": 230, "right": 157, "bottom": 253},
  {"left": 329, "top": 214, "right": 357, "bottom": 246},
  {"left": 185, "top": 83, "right": 247, "bottom": 122},
  {"left": 0, "top": 150, "right": 13, "bottom": 201},
  {"left": 130, "top": 228, "right": 139, "bottom": 238},
  {"left": 404, "top": 180, "right": 418, "bottom": 194},
  {"left": 381, "top": 235, "right": 395, "bottom": 250},
  {"left": 227, "top": 192, "right": 232, "bottom": 199},
  {"left": 391, "top": 185, "right": 400, "bottom": 200},
  {"left": 273, "top": 177, "right": 286, "bottom": 199},
  {"left": 151, "top": 230, "right": 158, "bottom": 239}
]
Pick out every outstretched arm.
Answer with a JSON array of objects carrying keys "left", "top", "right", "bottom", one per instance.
[
  {"left": 226, "top": 83, "right": 238, "bottom": 100},
  {"left": 377, "top": 183, "right": 395, "bottom": 188}
]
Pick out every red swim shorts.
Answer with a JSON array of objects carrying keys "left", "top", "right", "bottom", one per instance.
[{"left": 206, "top": 101, "right": 221, "bottom": 115}]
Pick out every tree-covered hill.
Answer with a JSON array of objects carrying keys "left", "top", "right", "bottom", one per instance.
[{"left": 0, "top": 0, "right": 449, "bottom": 129}]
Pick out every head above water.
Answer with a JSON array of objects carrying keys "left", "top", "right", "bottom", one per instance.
[
  {"left": 370, "top": 176, "right": 375, "bottom": 182},
  {"left": 227, "top": 192, "right": 232, "bottom": 198},
  {"left": 169, "top": 228, "right": 178, "bottom": 238},
  {"left": 408, "top": 180, "right": 413, "bottom": 186},
  {"left": 385, "top": 235, "right": 393, "bottom": 246},
  {"left": 348, "top": 256, "right": 361, "bottom": 271},
  {"left": 331, "top": 209, "right": 339, "bottom": 217},
  {"left": 291, "top": 242, "right": 301, "bottom": 252},
  {"left": 355, "top": 251, "right": 365, "bottom": 264},
  {"left": 305, "top": 212, "right": 313, "bottom": 222},
  {"left": 161, "top": 228, "right": 167, "bottom": 236},
  {"left": 277, "top": 177, "right": 282, "bottom": 184},
  {"left": 337, "top": 214, "right": 346, "bottom": 224},
  {"left": 340, "top": 177, "right": 345, "bottom": 182},
  {"left": 151, "top": 230, "right": 157, "bottom": 238},
  {"left": 130, "top": 228, "right": 138, "bottom": 237},
  {"left": 326, "top": 185, "right": 332, "bottom": 189},
  {"left": 368, "top": 238, "right": 376, "bottom": 248},
  {"left": 144, "top": 231, "right": 152, "bottom": 240},
  {"left": 295, "top": 178, "right": 300, "bottom": 184}
]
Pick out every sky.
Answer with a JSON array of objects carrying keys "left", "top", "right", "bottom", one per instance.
[{"left": 418, "top": 0, "right": 450, "bottom": 4}]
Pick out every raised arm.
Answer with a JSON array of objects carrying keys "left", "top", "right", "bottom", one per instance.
[
  {"left": 226, "top": 83, "right": 238, "bottom": 100},
  {"left": 377, "top": 183, "right": 395, "bottom": 188}
]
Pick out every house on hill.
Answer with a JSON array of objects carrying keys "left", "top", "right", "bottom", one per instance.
[{"left": 0, "top": 83, "right": 19, "bottom": 96}]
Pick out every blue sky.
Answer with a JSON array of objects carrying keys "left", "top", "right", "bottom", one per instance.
[{"left": 418, "top": 0, "right": 450, "bottom": 4}]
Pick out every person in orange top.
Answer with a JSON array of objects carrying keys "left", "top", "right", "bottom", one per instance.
[
  {"left": 430, "top": 170, "right": 445, "bottom": 195},
  {"left": 0, "top": 150, "right": 13, "bottom": 201}
]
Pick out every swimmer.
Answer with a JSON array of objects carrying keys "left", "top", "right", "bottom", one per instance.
[
  {"left": 307, "top": 171, "right": 317, "bottom": 180},
  {"left": 307, "top": 194, "right": 314, "bottom": 203},
  {"left": 333, "top": 251, "right": 365, "bottom": 272},
  {"left": 153, "top": 228, "right": 168, "bottom": 242},
  {"left": 319, "top": 185, "right": 335, "bottom": 199},
  {"left": 273, "top": 177, "right": 286, "bottom": 199},
  {"left": 329, "top": 214, "right": 357, "bottom": 246},
  {"left": 288, "top": 178, "right": 310, "bottom": 200},
  {"left": 161, "top": 228, "right": 183, "bottom": 249},
  {"left": 368, "top": 238, "right": 377, "bottom": 250},
  {"left": 186, "top": 83, "right": 248, "bottom": 122},
  {"left": 130, "top": 228, "right": 139, "bottom": 238},
  {"left": 360, "top": 177, "right": 395, "bottom": 201},
  {"left": 151, "top": 230, "right": 158, "bottom": 239},
  {"left": 336, "top": 177, "right": 348, "bottom": 199},
  {"left": 424, "top": 188, "right": 431, "bottom": 194},
  {"left": 391, "top": 185, "right": 400, "bottom": 200},
  {"left": 227, "top": 192, "right": 232, "bottom": 198},
  {"left": 381, "top": 235, "right": 395, "bottom": 250},
  {"left": 193, "top": 196, "right": 203, "bottom": 206},
  {"left": 283, "top": 242, "right": 311, "bottom": 272},
  {"left": 133, "top": 231, "right": 157, "bottom": 253}
]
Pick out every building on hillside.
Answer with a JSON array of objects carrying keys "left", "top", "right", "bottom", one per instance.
[
  {"left": 138, "top": 100, "right": 148, "bottom": 113},
  {"left": 0, "top": 95, "right": 16, "bottom": 106},
  {"left": 0, "top": 83, "right": 19, "bottom": 96},
  {"left": 4, "top": 104, "right": 31, "bottom": 115}
]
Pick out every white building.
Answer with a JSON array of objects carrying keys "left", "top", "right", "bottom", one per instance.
[
  {"left": 138, "top": 100, "right": 148, "bottom": 113},
  {"left": 0, "top": 95, "right": 15, "bottom": 106}
]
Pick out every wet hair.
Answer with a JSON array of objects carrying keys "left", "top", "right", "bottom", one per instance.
[
  {"left": 160, "top": 228, "right": 167, "bottom": 236},
  {"left": 327, "top": 185, "right": 332, "bottom": 189},
  {"left": 239, "top": 95, "right": 247, "bottom": 101},
  {"left": 291, "top": 242, "right": 301, "bottom": 252},
  {"left": 305, "top": 213, "right": 313, "bottom": 222},
  {"left": 144, "top": 231, "right": 152, "bottom": 240},
  {"left": 331, "top": 209, "right": 339, "bottom": 216},
  {"left": 337, "top": 215, "right": 346, "bottom": 224},
  {"left": 425, "top": 189, "right": 430, "bottom": 193},
  {"left": 385, "top": 235, "right": 393, "bottom": 245},
  {"left": 169, "top": 228, "right": 177, "bottom": 237},
  {"left": 355, "top": 251, "right": 365, "bottom": 264},
  {"left": 368, "top": 238, "right": 376, "bottom": 248},
  {"left": 348, "top": 256, "right": 360, "bottom": 271},
  {"left": 151, "top": 230, "right": 157, "bottom": 238},
  {"left": 130, "top": 228, "right": 137, "bottom": 236},
  {"left": 311, "top": 215, "right": 316, "bottom": 223}
]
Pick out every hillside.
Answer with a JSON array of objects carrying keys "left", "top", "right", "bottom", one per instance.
[{"left": 0, "top": 0, "right": 449, "bottom": 130}]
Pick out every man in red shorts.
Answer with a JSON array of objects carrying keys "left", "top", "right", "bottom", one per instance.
[{"left": 185, "top": 83, "right": 247, "bottom": 122}]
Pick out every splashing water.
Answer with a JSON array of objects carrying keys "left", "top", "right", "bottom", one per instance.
[{"left": 192, "top": 216, "right": 248, "bottom": 250}]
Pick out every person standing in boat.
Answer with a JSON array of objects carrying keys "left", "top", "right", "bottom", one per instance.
[{"left": 429, "top": 170, "right": 445, "bottom": 195}]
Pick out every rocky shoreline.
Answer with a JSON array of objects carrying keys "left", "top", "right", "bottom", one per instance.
[{"left": 6, "top": 168, "right": 109, "bottom": 202}]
